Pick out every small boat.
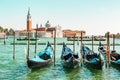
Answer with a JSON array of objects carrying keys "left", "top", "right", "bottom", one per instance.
[
  {"left": 110, "top": 50, "right": 120, "bottom": 67},
  {"left": 17, "top": 37, "right": 39, "bottom": 41},
  {"left": 67, "top": 37, "right": 91, "bottom": 41},
  {"left": 82, "top": 44, "right": 104, "bottom": 69},
  {"left": 94, "top": 37, "right": 106, "bottom": 41},
  {"left": 61, "top": 43, "right": 81, "bottom": 68},
  {"left": 27, "top": 42, "right": 53, "bottom": 69},
  {"left": 67, "top": 36, "right": 106, "bottom": 41}
]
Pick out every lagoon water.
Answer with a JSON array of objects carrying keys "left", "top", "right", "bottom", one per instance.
[{"left": 1, "top": 37, "right": 120, "bottom": 80}]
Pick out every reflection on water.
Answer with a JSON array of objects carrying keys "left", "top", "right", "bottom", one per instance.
[
  {"left": 88, "top": 68, "right": 103, "bottom": 80},
  {"left": 63, "top": 67, "right": 81, "bottom": 80}
]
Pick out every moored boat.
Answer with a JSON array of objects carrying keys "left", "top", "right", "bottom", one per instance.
[
  {"left": 98, "top": 41, "right": 106, "bottom": 59},
  {"left": 110, "top": 50, "right": 120, "bottom": 67},
  {"left": 61, "top": 43, "right": 81, "bottom": 68},
  {"left": 27, "top": 42, "right": 53, "bottom": 69},
  {"left": 82, "top": 44, "right": 104, "bottom": 69}
]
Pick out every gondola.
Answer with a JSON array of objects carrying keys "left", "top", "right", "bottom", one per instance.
[
  {"left": 98, "top": 42, "right": 106, "bottom": 55},
  {"left": 98, "top": 41, "right": 120, "bottom": 68},
  {"left": 27, "top": 42, "right": 53, "bottom": 69},
  {"left": 110, "top": 50, "right": 120, "bottom": 67},
  {"left": 98, "top": 41, "right": 106, "bottom": 60},
  {"left": 61, "top": 43, "right": 81, "bottom": 68},
  {"left": 82, "top": 44, "right": 104, "bottom": 69}
]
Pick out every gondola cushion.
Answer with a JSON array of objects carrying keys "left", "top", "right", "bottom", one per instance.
[
  {"left": 117, "top": 59, "right": 120, "bottom": 63},
  {"left": 90, "top": 58, "right": 99, "bottom": 63}
]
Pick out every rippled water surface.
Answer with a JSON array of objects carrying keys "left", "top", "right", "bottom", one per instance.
[{"left": 0, "top": 37, "right": 120, "bottom": 80}]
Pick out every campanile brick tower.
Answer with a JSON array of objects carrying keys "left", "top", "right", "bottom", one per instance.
[{"left": 27, "top": 8, "right": 32, "bottom": 31}]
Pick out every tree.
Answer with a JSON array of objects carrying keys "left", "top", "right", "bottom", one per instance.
[
  {"left": 4, "top": 28, "right": 9, "bottom": 35},
  {"left": 0, "top": 26, "right": 4, "bottom": 32},
  {"left": 0, "top": 26, "right": 15, "bottom": 35},
  {"left": 9, "top": 28, "right": 14, "bottom": 35}
]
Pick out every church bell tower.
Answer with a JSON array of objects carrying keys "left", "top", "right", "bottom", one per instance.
[{"left": 27, "top": 8, "right": 32, "bottom": 31}]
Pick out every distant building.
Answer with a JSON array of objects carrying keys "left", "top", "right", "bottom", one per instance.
[
  {"left": 15, "top": 8, "right": 62, "bottom": 38},
  {"left": 63, "top": 29, "right": 86, "bottom": 37},
  {"left": 106, "top": 32, "right": 120, "bottom": 38}
]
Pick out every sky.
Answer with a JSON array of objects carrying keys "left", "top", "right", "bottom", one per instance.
[{"left": 0, "top": 0, "right": 120, "bottom": 35}]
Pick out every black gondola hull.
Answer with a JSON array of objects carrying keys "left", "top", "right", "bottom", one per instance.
[
  {"left": 27, "top": 59, "right": 52, "bottom": 69},
  {"left": 111, "top": 61, "right": 120, "bottom": 70},
  {"left": 84, "top": 60, "right": 104, "bottom": 69}
]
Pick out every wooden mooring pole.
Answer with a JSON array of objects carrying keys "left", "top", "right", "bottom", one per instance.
[
  {"left": 27, "top": 31, "right": 30, "bottom": 60},
  {"left": 4, "top": 35, "right": 6, "bottom": 45},
  {"left": 106, "top": 32, "right": 110, "bottom": 67},
  {"left": 54, "top": 29, "right": 56, "bottom": 66},
  {"left": 13, "top": 32, "right": 15, "bottom": 60},
  {"left": 80, "top": 32, "right": 83, "bottom": 55},
  {"left": 35, "top": 24, "right": 38, "bottom": 54},
  {"left": 113, "top": 34, "right": 115, "bottom": 50},
  {"left": 92, "top": 35, "right": 94, "bottom": 52},
  {"left": 73, "top": 34, "right": 75, "bottom": 53},
  {"left": 80, "top": 32, "right": 83, "bottom": 66}
]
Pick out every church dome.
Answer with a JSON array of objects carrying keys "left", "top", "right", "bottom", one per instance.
[{"left": 45, "top": 20, "right": 51, "bottom": 28}]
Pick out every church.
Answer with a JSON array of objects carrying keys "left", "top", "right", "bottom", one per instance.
[
  {"left": 15, "top": 8, "right": 86, "bottom": 38},
  {"left": 15, "top": 8, "right": 62, "bottom": 38}
]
